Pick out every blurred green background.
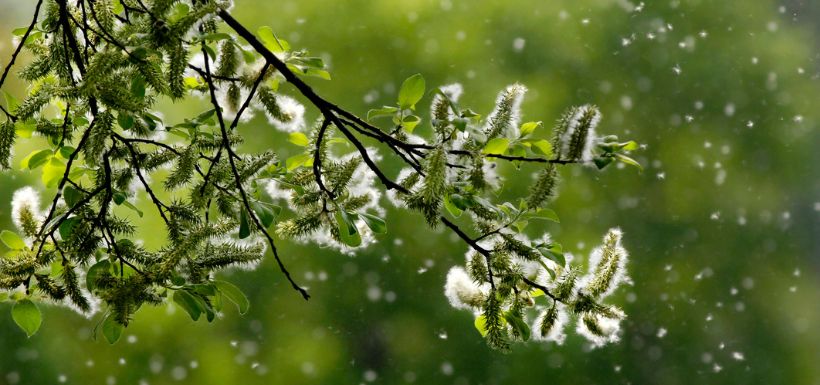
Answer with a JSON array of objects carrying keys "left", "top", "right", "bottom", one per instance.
[{"left": 1, "top": 0, "right": 819, "bottom": 384}]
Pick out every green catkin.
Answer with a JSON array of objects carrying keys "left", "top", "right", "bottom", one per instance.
[
  {"left": 0, "top": 121, "right": 14, "bottom": 169},
  {"left": 585, "top": 229, "right": 625, "bottom": 298},
  {"left": 539, "top": 305, "right": 558, "bottom": 338},
  {"left": 216, "top": 41, "right": 239, "bottom": 79},
  {"left": 168, "top": 43, "right": 188, "bottom": 99},
  {"left": 407, "top": 147, "right": 446, "bottom": 226},
  {"left": 525, "top": 163, "right": 558, "bottom": 208}
]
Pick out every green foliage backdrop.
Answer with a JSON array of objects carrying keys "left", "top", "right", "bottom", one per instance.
[{"left": 0, "top": 0, "right": 818, "bottom": 384}]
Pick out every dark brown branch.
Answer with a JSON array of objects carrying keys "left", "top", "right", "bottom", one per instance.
[
  {"left": 0, "top": 0, "right": 44, "bottom": 121},
  {"left": 200, "top": 38, "right": 310, "bottom": 300}
]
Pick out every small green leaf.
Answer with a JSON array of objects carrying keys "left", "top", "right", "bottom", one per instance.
[
  {"left": 42, "top": 157, "right": 65, "bottom": 188},
  {"left": 532, "top": 208, "right": 559, "bottom": 223},
  {"left": 251, "top": 201, "right": 275, "bottom": 228},
  {"left": 130, "top": 76, "right": 146, "bottom": 99},
  {"left": 285, "top": 152, "right": 311, "bottom": 171},
  {"left": 63, "top": 185, "right": 82, "bottom": 208},
  {"left": 401, "top": 114, "right": 421, "bottom": 133},
  {"left": 288, "top": 132, "right": 309, "bottom": 147},
  {"left": 102, "top": 314, "right": 123, "bottom": 344},
  {"left": 397, "top": 73, "right": 425, "bottom": 109},
  {"left": 173, "top": 290, "right": 203, "bottom": 321},
  {"left": 12, "top": 299, "right": 41, "bottom": 337},
  {"left": 214, "top": 280, "right": 249, "bottom": 314},
  {"left": 443, "top": 194, "right": 463, "bottom": 217},
  {"left": 334, "top": 210, "right": 361, "bottom": 247},
  {"left": 367, "top": 106, "right": 398, "bottom": 121},
  {"left": 482, "top": 138, "right": 510, "bottom": 155},
  {"left": 86, "top": 259, "right": 111, "bottom": 292},
  {"left": 121, "top": 201, "right": 144, "bottom": 217},
  {"left": 58, "top": 217, "right": 80, "bottom": 239},
  {"left": 621, "top": 141, "right": 639, "bottom": 151},
  {"left": 12, "top": 27, "right": 29, "bottom": 37},
  {"left": 531, "top": 139, "right": 553, "bottom": 158},
  {"left": 1, "top": 230, "right": 26, "bottom": 250},
  {"left": 257, "top": 26, "right": 289, "bottom": 53},
  {"left": 614, "top": 153, "right": 643, "bottom": 172},
  {"left": 538, "top": 243, "right": 566, "bottom": 267},
  {"left": 359, "top": 212, "right": 386, "bottom": 234},
  {"left": 504, "top": 311, "right": 531, "bottom": 341},
  {"left": 594, "top": 156, "right": 614, "bottom": 170},
  {"left": 519, "top": 121, "right": 541, "bottom": 136},
  {"left": 117, "top": 112, "right": 134, "bottom": 130},
  {"left": 239, "top": 207, "right": 251, "bottom": 239},
  {"left": 474, "top": 315, "right": 488, "bottom": 337},
  {"left": 112, "top": 0, "right": 124, "bottom": 14},
  {"left": 113, "top": 191, "right": 126, "bottom": 205},
  {"left": 22, "top": 149, "right": 52, "bottom": 170}
]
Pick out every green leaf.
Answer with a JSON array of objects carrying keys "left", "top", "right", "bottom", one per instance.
[
  {"left": 531, "top": 139, "right": 553, "bottom": 158},
  {"left": 397, "top": 73, "right": 425, "bottom": 109},
  {"left": 173, "top": 290, "right": 203, "bottom": 321},
  {"left": 130, "top": 76, "right": 146, "bottom": 99},
  {"left": 401, "top": 114, "right": 421, "bottom": 133},
  {"left": 621, "top": 141, "right": 639, "bottom": 151},
  {"left": 117, "top": 112, "right": 134, "bottom": 130},
  {"left": 86, "top": 259, "right": 111, "bottom": 292},
  {"left": 285, "top": 152, "right": 311, "bottom": 171},
  {"left": 102, "top": 314, "right": 123, "bottom": 344},
  {"left": 63, "top": 185, "right": 82, "bottom": 208},
  {"left": 12, "top": 299, "right": 41, "bottom": 337},
  {"left": 257, "top": 26, "right": 289, "bottom": 53},
  {"left": 367, "top": 106, "right": 398, "bottom": 121},
  {"left": 201, "top": 32, "right": 231, "bottom": 41},
  {"left": 305, "top": 68, "right": 331, "bottom": 80},
  {"left": 504, "top": 311, "right": 531, "bottom": 341},
  {"left": 42, "top": 157, "right": 65, "bottom": 188},
  {"left": 519, "top": 121, "right": 541, "bottom": 136},
  {"left": 359, "top": 212, "right": 386, "bottom": 234},
  {"left": 113, "top": 191, "right": 126, "bottom": 205},
  {"left": 482, "top": 138, "right": 510, "bottom": 155},
  {"left": 251, "top": 201, "right": 275, "bottom": 228},
  {"left": 288, "top": 132, "right": 309, "bottom": 147},
  {"left": 334, "top": 210, "right": 361, "bottom": 247},
  {"left": 614, "top": 153, "right": 643, "bottom": 172},
  {"left": 594, "top": 156, "right": 614, "bottom": 170},
  {"left": 474, "top": 315, "right": 488, "bottom": 337},
  {"left": 55, "top": 146, "right": 72, "bottom": 160},
  {"left": 239, "top": 207, "right": 251, "bottom": 239},
  {"left": 538, "top": 243, "right": 566, "bottom": 267},
  {"left": 12, "top": 27, "right": 29, "bottom": 37},
  {"left": 121, "top": 201, "right": 144, "bottom": 217},
  {"left": 1, "top": 230, "right": 26, "bottom": 250},
  {"left": 214, "top": 280, "right": 249, "bottom": 314},
  {"left": 532, "top": 208, "right": 559, "bottom": 223},
  {"left": 22, "top": 149, "right": 52, "bottom": 170},
  {"left": 58, "top": 217, "right": 79, "bottom": 239},
  {"left": 443, "top": 194, "right": 463, "bottom": 217}
]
